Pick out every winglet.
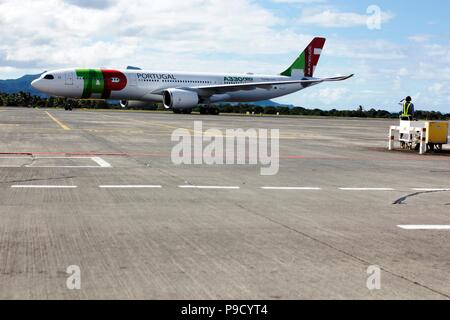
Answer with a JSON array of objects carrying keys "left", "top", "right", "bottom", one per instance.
[{"left": 321, "top": 74, "right": 354, "bottom": 82}]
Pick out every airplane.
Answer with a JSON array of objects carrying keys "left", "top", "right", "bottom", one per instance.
[{"left": 31, "top": 37, "right": 353, "bottom": 114}]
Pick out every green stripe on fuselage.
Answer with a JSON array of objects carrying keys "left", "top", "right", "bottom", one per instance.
[{"left": 76, "top": 69, "right": 104, "bottom": 99}]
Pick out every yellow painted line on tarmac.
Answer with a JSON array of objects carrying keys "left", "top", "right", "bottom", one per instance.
[{"left": 45, "top": 111, "right": 71, "bottom": 130}]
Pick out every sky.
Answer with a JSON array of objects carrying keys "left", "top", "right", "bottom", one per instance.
[{"left": 0, "top": 0, "right": 449, "bottom": 112}]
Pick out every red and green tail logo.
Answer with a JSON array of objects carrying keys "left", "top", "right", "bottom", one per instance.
[
  {"left": 281, "top": 37, "right": 326, "bottom": 78},
  {"left": 76, "top": 69, "right": 127, "bottom": 99}
]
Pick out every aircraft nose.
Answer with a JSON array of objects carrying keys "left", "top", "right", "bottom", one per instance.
[{"left": 31, "top": 78, "right": 44, "bottom": 91}]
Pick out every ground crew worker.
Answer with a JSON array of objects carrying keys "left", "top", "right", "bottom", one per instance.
[{"left": 400, "top": 96, "right": 415, "bottom": 120}]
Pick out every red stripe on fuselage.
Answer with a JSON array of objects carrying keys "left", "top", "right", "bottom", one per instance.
[{"left": 101, "top": 69, "right": 128, "bottom": 99}]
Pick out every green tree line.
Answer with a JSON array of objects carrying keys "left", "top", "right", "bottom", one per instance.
[
  {"left": 0, "top": 92, "right": 111, "bottom": 109},
  {"left": 1, "top": 92, "right": 449, "bottom": 120}
]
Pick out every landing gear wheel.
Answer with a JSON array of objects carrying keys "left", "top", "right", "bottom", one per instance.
[{"left": 182, "top": 108, "right": 192, "bottom": 114}]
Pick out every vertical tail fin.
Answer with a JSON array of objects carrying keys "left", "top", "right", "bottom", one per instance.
[{"left": 280, "top": 37, "right": 326, "bottom": 78}]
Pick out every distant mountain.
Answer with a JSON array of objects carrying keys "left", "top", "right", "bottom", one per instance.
[
  {"left": 252, "top": 100, "right": 294, "bottom": 107},
  {"left": 0, "top": 73, "right": 47, "bottom": 97},
  {"left": 222, "top": 100, "right": 294, "bottom": 108}
]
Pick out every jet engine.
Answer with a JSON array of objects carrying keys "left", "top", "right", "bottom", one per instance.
[{"left": 163, "top": 89, "right": 199, "bottom": 114}]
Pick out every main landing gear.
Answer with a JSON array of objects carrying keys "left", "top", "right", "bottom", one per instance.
[
  {"left": 199, "top": 106, "right": 219, "bottom": 115},
  {"left": 172, "top": 106, "right": 220, "bottom": 115},
  {"left": 173, "top": 108, "right": 192, "bottom": 114}
]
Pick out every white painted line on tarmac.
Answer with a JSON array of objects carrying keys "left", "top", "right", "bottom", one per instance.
[
  {"left": 411, "top": 188, "right": 450, "bottom": 192},
  {"left": 11, "top": 185, "right": 78, "bottom": 189},
  {"left": 398, "top": 225, "right": 450, "bottom": 230},
  {"left": 99, "top": 185, "right": 162, "bottom": 189},
  {"left": 0, "top": 156, "right": 112, "bottom": 168},
  {"left": 91, "top": 157, "right": 112, "bottom": 168},
  {"left": 31, "top": 157, "right": 93, "bottom": 159},
  {"left": 261, "top": 187, "right": 322, "bottom": 190},
  {"left": 339, "top": 188, "right": 395, "bottom": 191},
  {"left": 0, "top": 166, "right": 28, "bottom": 167},
  {"left": 30, "top": 166, "right": 107, "bottom": 168},
  {"left": 0, "top": 157, "right": 33, "bottom": 159},
  {"left": 179, "top": 185, "right": 240, "bottom": 189}
]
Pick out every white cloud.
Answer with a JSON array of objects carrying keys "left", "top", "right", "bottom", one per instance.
[
  {"left": 397, "top": 68, "right": 409, "bottom": 77},
  {"left": 298, "top": 8, "right": 394, "bottom": 28},
  {"left": 302, "top": 87, "right": 350, "bottom": 105},
  {"left": 272, "top": 0, "right": 326, "bottom": 3},
  {"left": 0, "top": 66, "right": 23, "bottom": 76},
  {"left": 0, "top": 0, "right": 310, "bottom": 71},
  {"left": 0, "top": 0, "right": 449, "bottom": 112},
  {"left": 324, "top": 38, "right": 406, "bottom": 60},
  {"left": 65, "top": 0, "right": 114, "bottom": 9},
  {"left": 408, "top": 34, "right": 433, "bottom": 43},
  {"left": 428, "top": 83, "right": 445, "bottom": 95},
  {"left": 424, "top": 44, "right": 450, "bottom": 63}
]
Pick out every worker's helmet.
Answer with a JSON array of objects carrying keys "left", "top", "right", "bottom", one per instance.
[{"left": 405, "top": 96, "right": 412, "bottom": 102}]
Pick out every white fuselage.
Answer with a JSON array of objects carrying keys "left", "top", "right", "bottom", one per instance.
[{"left": 31, "top": 68, "right": 315, "bottom": 104}]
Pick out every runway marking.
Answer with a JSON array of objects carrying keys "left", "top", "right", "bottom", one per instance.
[
  {"left": 11, "top": 185, "right": 77, "bottom": 189},
  {"left": 179, "top": 185, "right": 240, "bottom": 189},
  {"left": 0, "top": 156, "right": 112, "bottom": 168},
  {"left": 261, "top": 187, "right": 322, "bottom": 190},
  {"left": 99, "top": 185, "right": 162, "bottom": 189},
  {"left": 29, "top": 166, "right": 108, "bottom": 168},
  {"left": 411, "top": 188, "right": 450, "bottom": 192},
  {"left": 45, "top": 111, "right": 71, "bottom": 130},
  {"left": 398, "top": 225, "right": 450, "bottom": 230},
  {"left": 339, "top": 188, "right": 395, "bottom": 191},
  {"left": 91, "top": 157, "right": 112, "bottom": 168}
]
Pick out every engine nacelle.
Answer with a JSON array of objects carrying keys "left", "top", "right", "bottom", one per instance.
[
  {"left": 163, "top": 89, "right": 199, "bottom": 111},
  {"left": 120, "top": 100, "right": 157, "bottom": 109}
]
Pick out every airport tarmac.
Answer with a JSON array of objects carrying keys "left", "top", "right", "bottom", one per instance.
[{"left": 0, "top": 106, "right": 449, "bottom": 299}]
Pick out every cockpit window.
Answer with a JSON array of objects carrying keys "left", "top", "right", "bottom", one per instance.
[{"left": 44, "top": 74, "right": 54, "bottom": 80}]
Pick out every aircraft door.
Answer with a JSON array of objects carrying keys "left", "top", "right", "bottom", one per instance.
[
  {"left": 128, "top": 73, "right": 137, "bottom": 86},
  {"left": 65, "top": 72, "right": 73, "bottom": 85}
]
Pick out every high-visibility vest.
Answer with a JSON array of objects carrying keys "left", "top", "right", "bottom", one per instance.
[{"left": 402, "top": 102, "right": 412, "bottom": 117}]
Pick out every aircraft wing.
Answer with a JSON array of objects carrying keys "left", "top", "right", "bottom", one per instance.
[{"left": 151, "top": 74, "right": 353, "bottom": 96}]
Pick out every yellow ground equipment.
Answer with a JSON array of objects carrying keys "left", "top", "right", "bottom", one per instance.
[{"left": 389, "top": 120, "right": 449, "bottom": 154}]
